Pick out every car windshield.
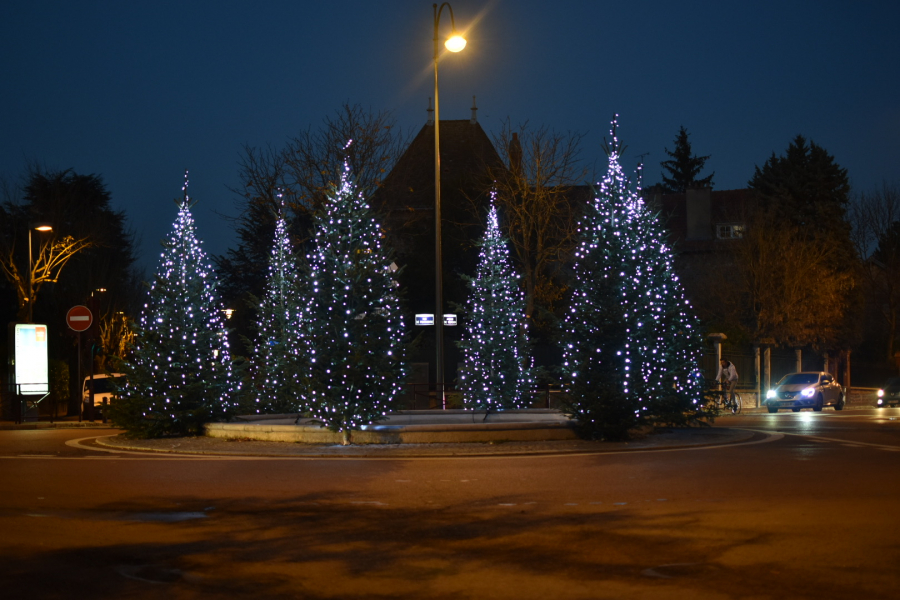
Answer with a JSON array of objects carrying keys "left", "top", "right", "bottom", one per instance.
[
  {"left": 778, "top": 373, "right": 818, "bottom": 385},
  {"left": 84, "top": 377, "right": 124, "bottom": 394},
  {"left": 885, "top": 377, "right": 900, "bottom": 388}
]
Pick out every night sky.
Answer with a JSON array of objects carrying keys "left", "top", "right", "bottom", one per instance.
[{"left": 3, "top": 0, "right": 897, "bottom": 273}]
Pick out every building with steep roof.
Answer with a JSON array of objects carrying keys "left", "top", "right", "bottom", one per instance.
[{"left": 372, "top": 101, "right": 506, "bottom": 316}]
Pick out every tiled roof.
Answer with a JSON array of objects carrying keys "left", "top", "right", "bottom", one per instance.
[{"left": 373, "top": 119, "right": 506, "bottom": 213}]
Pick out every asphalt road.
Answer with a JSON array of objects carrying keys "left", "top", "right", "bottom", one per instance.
[{"left": 1, "top": 408, "right": 899, "bottom": 599}]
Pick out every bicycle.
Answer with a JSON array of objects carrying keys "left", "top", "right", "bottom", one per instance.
[
  {"left": 715, "top": 386, "right": 742, "bottom": 415},
  {"left": 703, "top": 380, "right": 742, "bottom": 415}
]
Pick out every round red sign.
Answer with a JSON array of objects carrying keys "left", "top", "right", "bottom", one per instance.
[{"left": 66, "top": 305, "right": 93, "bottom": 332}]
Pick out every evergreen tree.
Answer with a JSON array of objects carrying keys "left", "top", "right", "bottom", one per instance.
[
  {"left": 250, "top": 197, "right": 306, "bottom": 414},
  {"left": 628, "top": 165, "right": 706, "bottom": 423},
  {"left": 748, "top": 135, "right": 860, "bottom": 350},
  {"left": 216, "top": 105, "right": 406, "bottom": 347},
  {"left": 659, "top": 126, "right": 715, "bottom": 193},
  {"left": 564, "top": 121, "right": 642, "bottom": 439},
  {"left": 749, "top": 135, "right": 850, "bottom": 242},
  {"left": 110, "top": 174, "right": 238, "bottom": 437},
  {"left": 457, "top": 199, "right": 535, "bottom": 410},
  {"left": 563, "top": 119, "right": 704, "bottom": 440},
  {"left": 298, "top": 159, "right": 406, "bottom": 443}
]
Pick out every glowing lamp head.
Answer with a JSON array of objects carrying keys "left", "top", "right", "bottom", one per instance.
[{"left": 445, "top": 35, "right": 466, "bottom": 52}]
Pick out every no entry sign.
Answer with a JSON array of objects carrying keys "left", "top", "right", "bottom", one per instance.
[{"left": 66, "top": 305, "right": 93, "bottom": 332}]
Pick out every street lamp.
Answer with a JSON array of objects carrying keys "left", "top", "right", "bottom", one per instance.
[
  {"left": 26, "top": 223, "right": 53, "bottom": 323},
  {"left": 433, "top": 2, "right": 466, "bottom": 408}
]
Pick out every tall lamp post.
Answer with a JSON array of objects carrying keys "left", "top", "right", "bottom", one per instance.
[
  {"left": 432, "top": 2, "right": 466, "bottom": 408},
  {"left": 26, "top": 223, "right": 53, "bottom": 323}
]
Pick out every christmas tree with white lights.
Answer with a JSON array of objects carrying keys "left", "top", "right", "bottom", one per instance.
[
  {"left": 298, "top": 157, "right": 405, "bottom": 443},
  {"left": 251, "top": 197, "right": 306, "bottom": 414},
  {"left": 110, "top": 173, "right": 238, "bottom": 437},
  {"left": 562, "top": 117, "right": 704, "bottom": 440},
  {"left": 627, "top": 163, "right": 705, "bottom": 423},
  {"left": 457, "top": 199, "right": 535, "bottom": 409}
]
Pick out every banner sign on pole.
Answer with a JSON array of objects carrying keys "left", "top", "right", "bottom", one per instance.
[
  {"left": 415, "top": 314, "right": 434, "bottom": 326},
  {"left": 414, "top": 314, "right": 456, "bottom": 326}
]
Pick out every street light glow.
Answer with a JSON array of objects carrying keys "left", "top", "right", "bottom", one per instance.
[{"left": 445, "top": 34, "right": 466, "bottom": 52}]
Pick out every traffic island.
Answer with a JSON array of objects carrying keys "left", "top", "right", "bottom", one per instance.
[{"left": 204, "top": 409, "right": 580, "bottom": 444}]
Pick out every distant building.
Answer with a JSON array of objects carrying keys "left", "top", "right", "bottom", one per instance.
[
  {"left": 641, "top": 186, "right": 757, "bottom": 323},
  {"left": 372, "top": 100, "right": 506, "bottom": 315},
  {"left": 371, "top": 101, "right": 506, "bottom": 385}
]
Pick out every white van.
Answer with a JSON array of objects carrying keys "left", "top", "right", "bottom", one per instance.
[{"left": 82, "top": 373, "right": 125, "bottom": 407}]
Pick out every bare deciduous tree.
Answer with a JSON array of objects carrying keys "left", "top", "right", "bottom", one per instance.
[
  {"left": 218, "top": 104, "right": 408, "bottom": 343},
  {"left": 481, "top": 120, "right": 590, "bottom": 331},
  {"left": 0, "top": 233, "right": 93, "bottom": 322},
  {"left": 849, "top": 181, "right": 900, "bottom": 361},
  {"left": 733, "top": 208, "right": 854, "bottom": 349}
]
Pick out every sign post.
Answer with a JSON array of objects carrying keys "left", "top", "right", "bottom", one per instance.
[
  {"left": 66, "top": 305, "right": 93, "bottom": 333},
  {"left": 67, "top": 306, "right": 93, "bottom": 421}
]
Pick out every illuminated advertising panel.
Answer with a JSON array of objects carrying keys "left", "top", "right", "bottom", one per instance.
[{"left": 14, "top": 324, "right": 49, "bottom": 395}]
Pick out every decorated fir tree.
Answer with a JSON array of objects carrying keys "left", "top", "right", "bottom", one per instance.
[
  {"left": 625, "top": 164, "right": 705, "bottom": 423},
  {"left": 562, "top": 118, "right": 704, "bottom": 440},
  {"left": 457, "top": 200, "right": 535, "bottom": 410},
  {"left": 562, "top": 120, "right": 643, "bottom": 439},
  {"left": 110, "top": 173, "right": 238, "bottom": 437},
  {"left": 250, "top": 198, "right": 306, "bottom": 414},
  {"left": 298, "top": 159, "right": 405, "bottom": 443}
]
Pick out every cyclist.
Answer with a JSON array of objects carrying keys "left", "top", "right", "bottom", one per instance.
[{"left": 716, "top": 358, "right": 739, "bottom": 404}]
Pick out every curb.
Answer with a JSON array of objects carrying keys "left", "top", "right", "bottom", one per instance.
[
  {"left": 0, "top": 421, "right": 116, "bottom": 431},
  {"left": 94, "top": 427, "right": 761, "bottom": 459},
  {"left": 205, "top": 420, "right": 580, "bottom": 445}
]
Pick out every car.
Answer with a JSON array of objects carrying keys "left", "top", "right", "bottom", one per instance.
[
  {"left": 82, "top": 373, "right": 125, "bottom": 414},
  {"left": 876, "top": 377, "right": 900, "bottom": 408},
  {"left": 764, "top": 371, "right": 845, "bottom": 413}
]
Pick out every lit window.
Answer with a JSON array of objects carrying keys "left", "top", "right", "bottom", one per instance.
[{"left": 716, "top": 223, "right": 745, "bottom": 239}]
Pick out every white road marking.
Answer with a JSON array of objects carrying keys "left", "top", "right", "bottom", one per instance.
[{"left": 746, "top": 430, "right": 900, "bottom": 451}]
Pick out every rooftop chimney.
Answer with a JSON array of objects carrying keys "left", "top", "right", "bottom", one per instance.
[
  {"left": 427, "top": 97, "right": 434, "bottom": 126},
  {"left": 470, "top": 96, "right": 478, "bottom": 124},
  {"left": 509, "top": 132, "right": 523, "bottom": 174}
]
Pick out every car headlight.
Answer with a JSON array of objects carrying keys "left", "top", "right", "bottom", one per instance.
[
  {"left": 877, "top": 389, "right": 885, "bottom": 398},
  {"left": 801, "top": 387, "right": 816, "bottom": 397},
  {"left": 877, "top": 398, "right": 884, "bottom": 405},
  {"left": 766, "top": 390, "right": 776, "bottom": 399}
]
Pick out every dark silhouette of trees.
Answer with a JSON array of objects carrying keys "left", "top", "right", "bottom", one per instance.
[
  {"left": 745, "top": 136, "right": 860, "bottom": 351},
  {"left": 849, "top": 182, "right": 900, "bottom": 363},
  {"left": 750, "top": 135, "right": 851, "bottom": 241},
  {"left": 659, "top": 126, "right": 714, "bottom": 193},
  {"left": 216, "top": 104, "right": 407, "bottom": 346},
  {"left": 1, "top": 168, "right": 140, "bottom": 325},
  {"left": 1, "top": 167, "right": 142, "bottom": 413}
]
